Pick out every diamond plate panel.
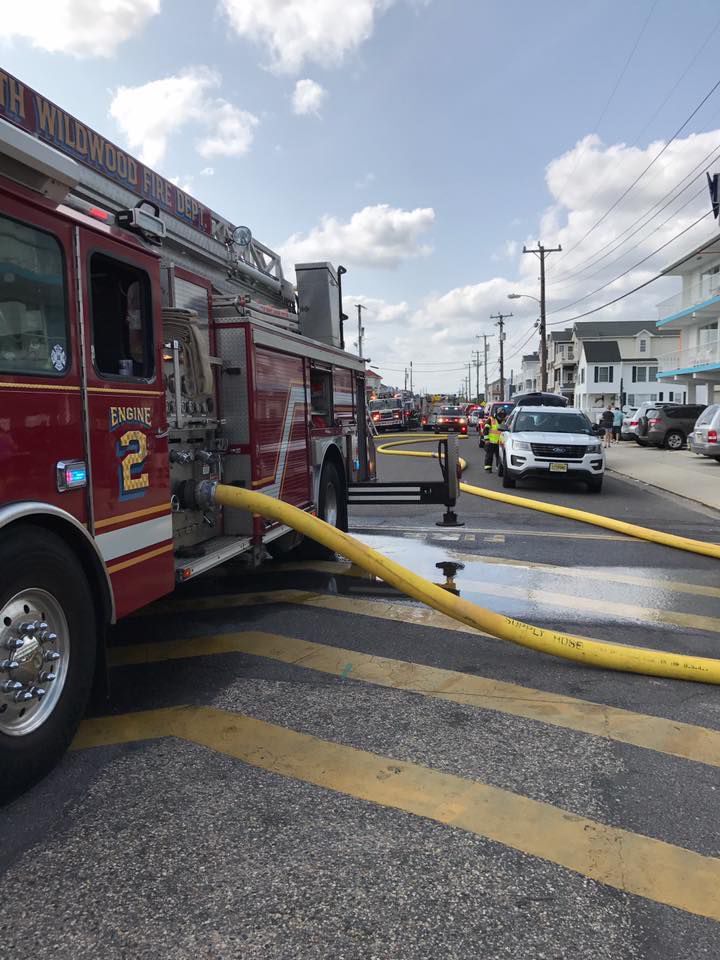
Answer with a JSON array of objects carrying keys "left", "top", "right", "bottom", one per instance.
[{"left": 218, "top": 325, "right": 250, "bottom": 444}]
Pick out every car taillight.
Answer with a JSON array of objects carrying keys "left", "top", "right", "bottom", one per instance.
[
  {"left": 709, "top": 430, "right": 718, "bottom": 443},
  {"left": 630, "top": 421, "right": 638, "bottom": 427},
  {"left": 649, "top": 418, "right": 660, "bottom": 426}
]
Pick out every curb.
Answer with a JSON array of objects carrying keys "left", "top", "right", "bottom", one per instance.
[{"left": 606, "top": 465, "right": 720, "bottom": 516}]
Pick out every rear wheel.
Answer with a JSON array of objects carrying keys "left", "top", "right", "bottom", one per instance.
[
  {"left": 299, "top": 460, "right": 347, "bottom": 559},
  {"left": 0, "top": 526, "right": 97, "bottom": 804},
  {"left": 664, "top": 430, "right": 684, "bottom": 450}
]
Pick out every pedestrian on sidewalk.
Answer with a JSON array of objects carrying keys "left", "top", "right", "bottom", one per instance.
[
  {"left": 612, "top": 405, "right": 623, "bottom": 444},
  {"left": 599, "top": 406, "right": 613, "bottom": 449}
]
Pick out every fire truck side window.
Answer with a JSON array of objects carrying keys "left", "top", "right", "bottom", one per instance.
[
  {"left": 90, "top": 253, "right": 153, "bottom": 379},
  {"left": 0, "top": 214, "right": 68, "bottom": 376},
  {"left": 310, "top": 368, "right": 333, "bottom": 427}
]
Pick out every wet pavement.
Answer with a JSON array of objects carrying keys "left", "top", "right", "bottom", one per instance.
[{"left": 3, "top": 435, "right": 720, "bottom": 958}]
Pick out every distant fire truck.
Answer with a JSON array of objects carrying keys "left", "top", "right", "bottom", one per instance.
[{"left": 0, "top": 69, "right": 375, "bottom": 799}]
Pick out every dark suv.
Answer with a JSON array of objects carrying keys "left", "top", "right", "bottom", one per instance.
[{"left": 641, "top": 404, "right": 707, "bottom": 450}]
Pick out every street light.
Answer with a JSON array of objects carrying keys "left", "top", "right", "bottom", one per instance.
[{"left": 508, "top": 293, "right": 540, "bottom": 303}]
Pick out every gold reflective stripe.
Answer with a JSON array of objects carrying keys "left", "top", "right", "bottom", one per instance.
[
  {"left": 95, "top": 503, "right": 172, "bottom": 529},
  {"left": 107, "top": 543, "right": 173, "bottom": 574},
  {"left": 72, "top": 704, "right": 720, "bottom": 922},
  {"left": 0, "top": 381, "right": 80, "bottom": 392}
]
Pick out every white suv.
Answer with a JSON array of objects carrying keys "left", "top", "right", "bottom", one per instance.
[{"left": 499, "top": 406, "right": 605, "bottom": 492}]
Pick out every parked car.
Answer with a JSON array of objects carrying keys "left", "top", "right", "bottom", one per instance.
[
  {"left": 642, "top": 404, "right": 707, "bottom": 450},
  {"left": 687, "top": 404, "right": 720, "bottom": 461},
  {"left": 498, "top": 406, "right": 605, "bottom": 492},
  {"left": 512, "top": 390, "right": 569, "bottom": 408},
  {"left": 629, "top": 401, "right": 682, "bottom": 445},
  {"left": 434, "top": 405, "right": 468, "bottom": 434},
  {"left": 619, "top": 406, "right": 638, "bottom": 441}
]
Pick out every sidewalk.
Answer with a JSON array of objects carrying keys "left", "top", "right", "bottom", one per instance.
[{"left": 605, "top": 442, "right": 720, "bottom": 511}]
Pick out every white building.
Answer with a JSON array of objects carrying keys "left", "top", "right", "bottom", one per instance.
[
  {"left": 655, "top": 235, "right": 720, "bottom": 403},
  {"left": 519, "top": 352, "right": 539, "bottom": 392},
  {"left": 547, "top": 329, "right": 576, "bottom": 402},
  {"left": 572, "top": 320, "right": 681, "bottom": 418}
]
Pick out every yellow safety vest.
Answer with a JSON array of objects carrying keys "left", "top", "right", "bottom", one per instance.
[{"left": 487, "top": 417, "right": 501, "bottom": 444}]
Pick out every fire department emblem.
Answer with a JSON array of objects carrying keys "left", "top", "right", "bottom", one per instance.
[{"left": 50, "top": 344, "right": 66, "bottom": 372}]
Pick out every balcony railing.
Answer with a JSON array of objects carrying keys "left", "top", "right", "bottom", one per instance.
[
  {"left": 657, "top": 275, "right": 720, "bottom": 321},
  {"left": 657, "top": 337, "right": 720, "bottom": 374}
]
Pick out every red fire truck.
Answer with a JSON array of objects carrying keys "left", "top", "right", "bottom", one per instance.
[{"left": 0, "top": 69, "right": 374, "bottom": 799}]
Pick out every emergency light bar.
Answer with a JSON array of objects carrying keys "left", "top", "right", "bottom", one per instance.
[{"left": 116, "top": 201, "right": 166, "bottom": 243}]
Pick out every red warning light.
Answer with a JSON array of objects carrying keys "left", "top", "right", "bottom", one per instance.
[{"left": 89, "top": 206, "right": 110, "bottom": 221}]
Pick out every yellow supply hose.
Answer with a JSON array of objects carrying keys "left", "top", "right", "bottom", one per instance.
[
  {"left": 210, "top": 483, "right": 720, "bottom": 685},
  {"left": 376, "top": 437, "right": 720, "bottom": 561}
]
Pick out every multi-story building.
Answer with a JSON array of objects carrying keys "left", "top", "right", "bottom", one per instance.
[
  {"left": 520, "top": 352, "right": 540, "bottom": 392},
  {"left": 572, "top": 320, "right": 680, "bottom": 417},
  {"left": 547, "top": 329, "right": 576, "bottom": 402},
  {"left": 655, "top": 235, "right": 720, "bottom": 404}
]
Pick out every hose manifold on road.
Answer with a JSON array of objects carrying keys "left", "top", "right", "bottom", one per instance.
[{"left": 201, "top": 480, "right": 720, "bottom": 687}]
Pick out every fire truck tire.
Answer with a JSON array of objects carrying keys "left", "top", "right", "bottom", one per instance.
[
  {"left": 0, "top": 527, "right": 96, "bottom": 805},
  {"left": 299, "top": 461, "right": 348, "bottom": 558}
]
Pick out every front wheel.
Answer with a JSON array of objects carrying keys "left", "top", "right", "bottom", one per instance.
[
  {"left": 502, "top": 466, "right": 517, "bottom": 488},
  {"left": 664, "top": 430, "right": 684, "bottom": 450},
  {"left": 587, "top": 477, "right": 603, "bottom": 493},
  {"left": 0, "top": 526, "right": 97, "bottom": 804}
]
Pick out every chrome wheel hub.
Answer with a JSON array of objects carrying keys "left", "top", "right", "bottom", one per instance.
[
  {"left": 0, "top": 589, "right": 69, "bottom": 736},
  {"left": 324, "top": 482, "right": 339, "bottom": 528}
]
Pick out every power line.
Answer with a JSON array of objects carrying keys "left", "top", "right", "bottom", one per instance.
[
  {"left": 551, "top": 0, "right": 659, "bottom": 203},
  {"left": 551, "top": 182, "right": 707, "bottom": 291},
  {"left": 547, "top": 217, "right": 719, "bottom": 326},
  {"left": 549, "top": 137, "right": 720, "bottom": 285},
  {"left": 547, "top": 208, "right": 713, "bottom": 317},
  {"left": 553, "top": 74, "right": 720, "bottom": 265}
]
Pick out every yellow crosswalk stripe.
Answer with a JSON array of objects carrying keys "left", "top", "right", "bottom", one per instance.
[
  {"left": 110, "top": 629, "right": 720, "bottom": 769},
  {"left": 72, "top": 704, "right": 720, "bottom": 922}
]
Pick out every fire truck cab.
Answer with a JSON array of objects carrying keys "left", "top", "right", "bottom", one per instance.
[{"left": 0, "top": 70, "right": 373, "bottom": 801}]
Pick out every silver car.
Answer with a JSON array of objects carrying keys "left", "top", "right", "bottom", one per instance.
[{"left": 688, "top": 404, "right": 720, "bottom": 461}]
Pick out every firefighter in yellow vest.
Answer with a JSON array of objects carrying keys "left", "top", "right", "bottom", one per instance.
[{"left": 483, "top": 408, "right": 507, "bottom": 472}]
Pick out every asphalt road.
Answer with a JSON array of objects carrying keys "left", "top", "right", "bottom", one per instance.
[{"left": 3, "top": 434, "right": 720, "bottom": 959}]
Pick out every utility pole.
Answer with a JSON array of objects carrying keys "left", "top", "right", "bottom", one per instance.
[
  {"left": 471, "top": 350, "right": 481, "bottom": 402},
  {"left": 490, "top": 312, "right": 512, "bottom": 400},
  {"left": 522, "top": 242, "right": 562, "bottom": 391},
  {"left": 476, "top": 334, "right": 489, "bottom": 400},
  {"left": 409, "top": 360, "right": 413, "bottom": 394},
  {"left": 355, "top": 304, "right": 367, "bottom": 359},
  {"left": 404, "top": 367, "right": 408, "bottom": 391}
]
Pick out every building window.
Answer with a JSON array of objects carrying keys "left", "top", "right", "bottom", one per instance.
[
  {"left": 639, "top": 338, "right": 647, "bottom": 353},
  {"left": 594, "top": 365, "right": 613, "bottom": 383},
  {"left": 628, "top": 394, "right": 635, "bottom": 406},
  {"left": 0, "top": 214, "right": 69, "bottom": 376},
  {"left": 649, "top": 365, "right": 657, "bottom": 382},
  {"left": 90, "top": 253, "right": 153, "bottom": 379},
  {"left": 698, "top": 321, "right": 718, "bottom": 345},
  {"left": 581, "top": 368, "right": 585, "bottom": 384}
]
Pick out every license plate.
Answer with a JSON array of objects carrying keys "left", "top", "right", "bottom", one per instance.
[{"left": 549, "top": 462, "right": 568, "bottom": 473}]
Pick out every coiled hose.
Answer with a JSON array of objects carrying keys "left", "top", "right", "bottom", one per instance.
[{"left": 208, "top": 482, "right": 720, "bottom": 685}]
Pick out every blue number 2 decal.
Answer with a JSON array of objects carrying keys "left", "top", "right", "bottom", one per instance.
[{"left": 116, "top": 430, "right": 149, "bottom": 500}]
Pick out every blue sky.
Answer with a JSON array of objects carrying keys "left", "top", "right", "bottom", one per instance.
[{"left": 4, "top": 0, "right": 720, "bottom": 391}]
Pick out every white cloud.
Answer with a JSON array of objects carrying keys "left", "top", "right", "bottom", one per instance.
[
  {"left": 169, "top": 174, "right": 194, "bottom": 194},
  {"left": 197, "top": 101, "right": 259, "bottom": 158},
  {"left": 3, "top": 0, "right": 160, "bottom": 57},
  {"left": 221, "top": 0, "right": 413, "bottom": 74},
  {"left": 200, "top": 167, "right": 215, "bottom": 177},
  {"left": 110, "top": 67, "right": 258, "bottom": 168},
  {"left": 280, "top": 203, "right": 435, "bottom": 268},
  {"left": 292, "top": 78, "right": 327, "bottom": 116}
]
